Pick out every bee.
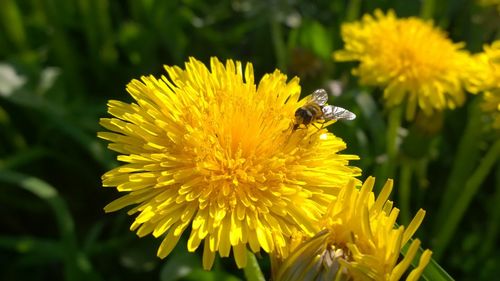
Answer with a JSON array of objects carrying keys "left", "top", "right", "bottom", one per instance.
[{"left": 293, "top": 89, "right": 356, "bottom": 130}]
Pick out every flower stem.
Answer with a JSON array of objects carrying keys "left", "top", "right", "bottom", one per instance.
[
  {"left": 433, "top": 100, "right": 482, "bottom": 242},
  {"left": 243, "top": 250, "right": 265, "bottom": 281},
  {"left": 345, "top": 0, "right": 361, "bottom": 22},
  {"left": 376, "top": 105, "right": 403, "bottom": 191},
  {"left": 478, "top": 163, "right": 500, "bottom": 261},
  {"left": 389, "top": 106, "right": 403, "bottom": 153},
  {"left": 399, "top": 162, "right": 413, "bottom": 226},
  {"left": 420, "top": 0, "right": 436, "bottom": 19},
  {"left": 433, "top": 139, "right": 500, "bottom": 260},
  {"left": 270, "top": 17, "right": 287, "bottom": 72},
  {"left": 0, "top": 0, "right": 27, "bottom": 50}
]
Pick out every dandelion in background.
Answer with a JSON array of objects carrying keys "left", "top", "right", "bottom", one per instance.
[
  {"left": 334, "top": 10, "right": 473, "bottom": 120},
  {"left": 469, "top": 41, "right": 500, "bottom": 129},
  {"left": 273, "top": 177, "right": 432, "bottom": 281},
  {"left": 482, "top": 91, "right": 500, "bottom": 129},
  {"left": 478, "top": 0, "right": 500, "bottom": 12},
  {"left": 98, "top": 57, "right": 361, "bottom": 269}
]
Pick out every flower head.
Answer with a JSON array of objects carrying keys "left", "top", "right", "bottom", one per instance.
[
  {"left": 467, "top": 41, "right": 500, "bottom": 129},
  {"left": 334, "top": 9, "right": 472, "bottom": 120},
  {"left": 478, "top": 0, "right": 500, "bottom": 12},
  {"left": 99, "top": 57, "right": 361, "bottom": 269},
  {"left": 274, "top": 177, "right": 432, "bottom": 281},
  {"left": 482, "top": 90, "right": 500, "bottom": 129}
]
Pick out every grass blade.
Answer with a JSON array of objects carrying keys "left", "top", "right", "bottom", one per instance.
[{"left": 0, "top": 169, "right": 100, "bottom": 281}]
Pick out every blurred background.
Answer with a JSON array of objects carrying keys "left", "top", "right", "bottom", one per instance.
[{"left": 0, "top": 0, "right": 499, "bottom": 280}]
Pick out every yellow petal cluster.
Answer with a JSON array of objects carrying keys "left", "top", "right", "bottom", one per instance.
[
  {"left": 478, "top": 0, "right": 500, "bottom": 12},
  {"left": 468, "top": 41, "right": 500, "bottom": 129},
  {"left": 274, "top": 177, "right": 432, "bottom": 281},
  {"left": 98, "top": 57, "right": 361, "bottom": 269},
  {"left": 334, "top": 9, "right": 473, "bottom": 120},
  {"left": 482, "top": 90, "right": 500, "bottom": 129}
]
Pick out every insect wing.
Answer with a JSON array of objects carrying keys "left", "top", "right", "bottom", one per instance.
[
  {"left": 322, "top": 105, "right": 356, "bottom": 121},
  {"left": 310, "top": 89, "right": 328, "bottom": 106}
]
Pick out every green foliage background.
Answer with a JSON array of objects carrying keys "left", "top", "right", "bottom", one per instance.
[{"left": 0, "top": 0, "right": 499, "bottom": 280}]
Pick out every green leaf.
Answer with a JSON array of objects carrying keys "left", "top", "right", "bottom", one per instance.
[
  {"left": 0, "top": 146, "right": 48, "bottom": 170},
  {"left": 243, "top": 250, "right": 266, "bottom": 281},
  {"left": 422, "top": 257, "right": 455, "bottom": 281},
  {"left": 184, "top": 268, "right": 242, "bottom": 281},
  {"left": 0, "top": 170, "right": 100, "bottom": 281},
  {"left": 160, "top": 250, "right": 201, "bottom": 281},
  {"left": 296, "top": 20, "right": 333, "bottom": 60},
  {"left": 401, "top": 241, "right": 455, "bottom": 281},
  {"left": 0, "top": 235, "right": 62, "bottom": 261}
]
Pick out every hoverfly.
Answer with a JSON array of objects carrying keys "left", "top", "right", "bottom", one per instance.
[{"left": 293, "top": 89, "right": 356, "bottom": 130}]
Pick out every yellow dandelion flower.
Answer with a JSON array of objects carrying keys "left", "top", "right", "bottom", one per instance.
[
  {"left": 274, "top": 177, "right": 432, "bottom": 281},
  {"left": 334, "top": 9, "right": 472, "bottom": 120},
  {"left": 478, "top": 0, "right": 500, "bottom": 12},
  {"left": 479, "top": 0, "right": 500, "bottom": 5},
  {"left": 467, "top": 41, "right": 500, "bottom": 92},
  {"left": 480, "top": 42, "right": 500, "bottom": 129},
  {"left": 482, "top": 90, "right": 500, "bottom": 129},
  {"left": 98, "top": 57, "right": 361, "bottom": 269},
  {"left": 468, "top": 41, "right": 500, "bottom": 129}
]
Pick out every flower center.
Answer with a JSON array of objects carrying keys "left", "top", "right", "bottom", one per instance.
[{"left": 320, "top": 243, "right": 353, "bottom": 281}]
